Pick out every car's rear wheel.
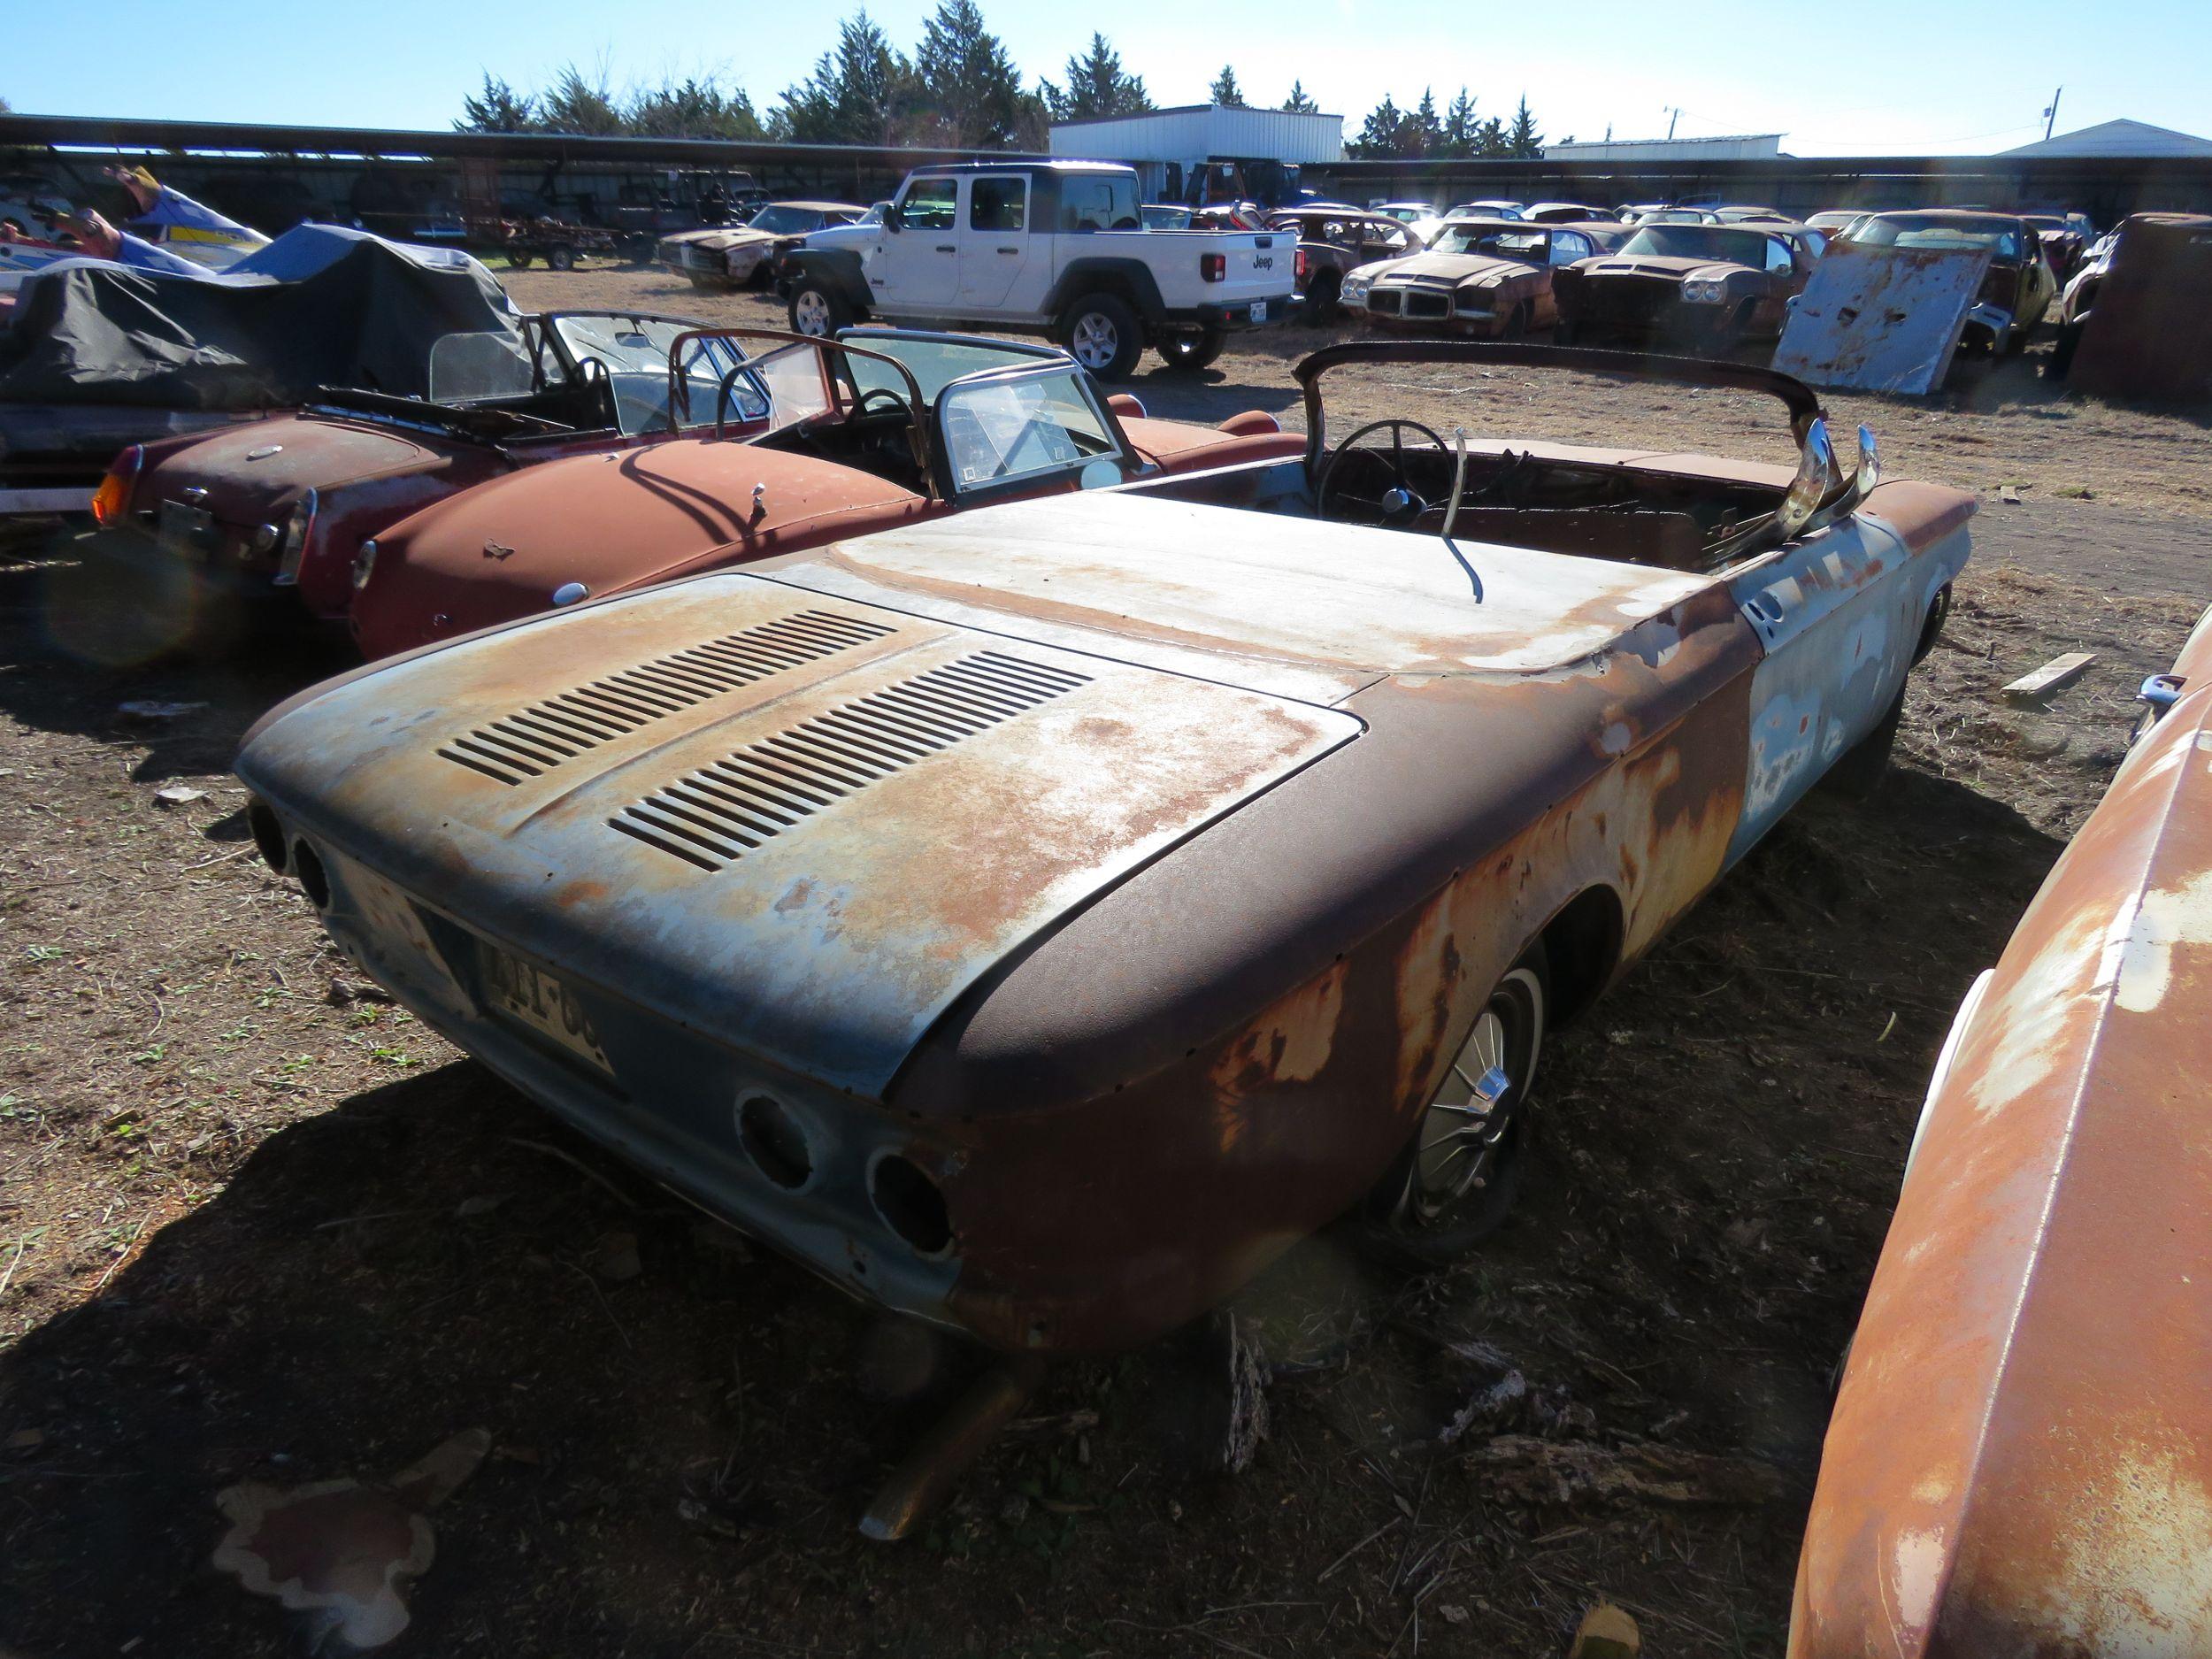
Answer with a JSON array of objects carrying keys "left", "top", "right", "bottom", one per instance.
[
  {"left": 1305, "top": 271, "right": 1342, "bottom": 322},
  {"left": 1363, "top": 942, "right": 1548, "bottom": 1263},
  {"left": 1058, "top": 292, "right": 1143, "bottom": 380},
  {"left": 1501, "top": 301, "right": 1530, "bottom": 340},
  {"left": 787, "top": 282, "right": 852, "bottom": 338},
  {"left": 1156, "top": 327, "right": 1226, "bottom": 373}
]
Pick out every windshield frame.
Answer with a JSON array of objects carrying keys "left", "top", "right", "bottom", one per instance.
[{"left": 928, "top": 361, "right": 1136, "bottom": 505}]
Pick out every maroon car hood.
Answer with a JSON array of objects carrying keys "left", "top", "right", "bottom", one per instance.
[{"left": 143, "top": 413, "right": 459, "bottom": 520}]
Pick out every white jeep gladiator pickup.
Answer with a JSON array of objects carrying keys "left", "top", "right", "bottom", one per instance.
[{"left": 779, "top": 161, "right": 1291, "bottom": 378}]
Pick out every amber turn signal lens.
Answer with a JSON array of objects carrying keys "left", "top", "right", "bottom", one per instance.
[{"left": 89, "top": 444, "right": 142, "bottom": 528}]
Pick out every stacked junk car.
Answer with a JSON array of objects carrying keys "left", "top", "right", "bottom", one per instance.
[{"left": 6, "top": 102, "right": 2212, "bottom": 1659}]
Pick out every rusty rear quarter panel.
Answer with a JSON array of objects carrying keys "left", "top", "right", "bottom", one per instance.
[{"left": 1792, "top": 603, "right": 2212, "bottom": 1657}]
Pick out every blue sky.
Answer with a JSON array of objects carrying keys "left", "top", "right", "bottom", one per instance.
[{"left": 4, "top": 0, "right": 2204, "bottom": 156}]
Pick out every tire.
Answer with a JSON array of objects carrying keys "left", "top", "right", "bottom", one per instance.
[
  {"left": 1554, "top": 319, "right": 1579, "bottom": 347},
  {"left": 1305, "top": 271, "right": 1342, "bottom": 323},
  {"left": 1156, "top": 327, "right": 1226, "bottom": 373},
  {"left": 1501, "top": 302, "right": 1529, "bottom": 340},
  {"left": 787, "top": 281, "right": 853, "bottom": 338},
  {"left": 545, "top": 243, "right": 576, "bottom": 272},
  {"left": 1362, "top": 941, "right": 1549, "bottom": 1265},
  {"left": 1057, "top": 291, "right": 1143, "bottom": 380},
  {"left": 2048, "top": 318, "right": 2084, "bottom": 379},
  {"left": 508, "top": 252, "right": 533, "bottom": 269}
]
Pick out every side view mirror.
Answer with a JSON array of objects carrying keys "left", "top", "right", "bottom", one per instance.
[{"left": 884, "top": 205, "right": 903, "bottom": 234}]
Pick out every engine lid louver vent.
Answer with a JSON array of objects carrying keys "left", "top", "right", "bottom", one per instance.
[
  {"left": 611, "top": 650, "right": 1090, "bottom": 872},
  {"left": 439, "top": 609, "right": 895, "bottom": 785}
]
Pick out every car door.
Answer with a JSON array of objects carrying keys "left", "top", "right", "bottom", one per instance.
[
  {"left": 873, "top": 175, "right": 962, "bottom": 311},
  {"left": 956, "top": 173, "right": 1033, "bottom": 311},
  {"left": 1537, "top": 230, "right": 1593, "bottom": 326},
  {"left": 1722, "top": 501, "right": 1965, "bottom": 863}
]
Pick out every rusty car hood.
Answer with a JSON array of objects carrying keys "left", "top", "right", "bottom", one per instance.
[
  {"left": 1372, "top": 250, "right": 1537, "bottom": 285},
  {"left": 147, "top": 412, "right": 453, "bottom": 511},
  {"left": 351, "top": 442, "right": 929, "bottom": 657},
  {"left": 242, "top": 569, "right": 1362, "bottom": 1097}
]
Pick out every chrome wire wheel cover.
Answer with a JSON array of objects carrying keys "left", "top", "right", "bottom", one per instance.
[
  {"left": 1070, "top": 311, "right": 1120, "bottom": 368},
  {"left": 793, "top": 290, "right": 832, "bottom": 335},
  {"left": 1403, "top": 964, "right": 1544, "bottom": 1227}
]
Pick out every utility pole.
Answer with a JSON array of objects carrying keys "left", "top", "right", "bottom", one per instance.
[
  {"left": 1664, "top": 106, "right": 1681, "bottom": 141},
  {"left": 2042, "top": 86, "right": 2062, "bottom": 142}
]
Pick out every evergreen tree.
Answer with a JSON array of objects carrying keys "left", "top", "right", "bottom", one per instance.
[
  {"left": 1507, "top": 96, "right": 1543, "bottom": 157},
  {"left": 537, "top": 65, "right": 624, "bottom": 135},
  {"left": 626, "top": 77, "right": 764, "bottom": 141},
  {"left": 912, "top": 0, "right": 1029, "bottom": 147},
  {"left": 1279, "top": 81, "right": 1317, "bottom": 114},
  {"left": 774, "top": 12, "right": 912, "bottom": 144},
  {"left": 457, "top": 74, "right": 535, "bottom": 134},
  {"left": 1208, "top": 65, "right": 1246, "bottom": 107},
  {"left": 1475, "top": 115, "right": 1509, "bottom": 157},
  {"left": 1040, "top": 33, "right": 1152, "bottom": 122},
  {"left": 1440, "top": 88, "right": 1477, "bottom": 157},
  {"left": 1406, "top": 87, "right": 1443, "bottom": 157},
  {"left": 1348, "top": 95, "right": 1405, "bottom": 158}
]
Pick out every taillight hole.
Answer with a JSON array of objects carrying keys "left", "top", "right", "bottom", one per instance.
[
  {"left": 871, "top": 1155, "right": 952, "bottom": 1257},
  {"left": 738, "top": 1094, "right": 812, "bottom": 1190},
  {"left": 247, "top": 799, "right": 288, "bottom": 872},
  {"left": 292, "top": 841, "right": 331, "bottom": 909}
]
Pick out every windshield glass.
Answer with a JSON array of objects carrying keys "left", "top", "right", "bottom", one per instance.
[
  {"left": 553, "top": 315, "right": 754, "bottom": 434},
  {"left": 1617, "top": 225, "right": 1775, "bottom": 265},
  {"left": 843, "top": 334, "right": 1058, "bottom": 409},
  {"left": 426, "top": 330, "right": 535, "bottom": 402},
  {"left": 1141, "top": 205, "right": 1190, "bottom": 229},
  {"left": 1430, "top": 224, "right": 1548, "bottom": 259},
  {"left": 746, "top": 206, "right": 818, "bottom": 235},
  {"left": 1852, "top": 215, "right": 2008, "bottom": 250},
  {"left": 938, "top": 370, "right": 1120, "bottom": 492}
]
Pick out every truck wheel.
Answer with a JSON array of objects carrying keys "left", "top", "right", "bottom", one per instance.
[
  {"left": 1156, "top": 327, "right": 1226, "bottom": 373},
  {"left": 509, "top": 252, "right": 534, "bottom": 269},
  {"left": 1362, "top": 941, "right": 1548, "bottom": 1265},
  {"left": 787, "top": 282, "right": 853, "bottom": 338},
  {"left": 1058, "top": 292, "right": 1142, "bottom": 380},
  {"left": 546, "top": 243, "right": 576, "bottom": 272}
]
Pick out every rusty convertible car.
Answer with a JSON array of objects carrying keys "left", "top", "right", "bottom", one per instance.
[
  {"left": 1792, "top": 604, "right": 2212, "bottom": 1657},
  {"left": 346, "top": 326, "right": 1302, "bottom": 659},
  {"left": 1554, "top": 220, "right": 1816, "bottom": 349},
  {"left": 86, "top": 311, "right": 746, "bottom": 624},
  {"left": 238, "top": 341, "right": 1972, "bottom": 1372},
  {"left": 1347, "top": 218, "right": 1629, "bottom": 336}
]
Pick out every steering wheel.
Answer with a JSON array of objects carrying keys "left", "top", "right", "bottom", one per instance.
[
  {"left": 1317, "top": 419, "right": 1450, "bottom": 526},
  {"left": 852, "top": 387, "right": 909, "bottom": 420}
]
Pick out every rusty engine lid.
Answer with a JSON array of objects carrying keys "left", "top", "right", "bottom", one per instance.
[{"left": 242, "top": 570, "right": 1362, "bottom": 1097}]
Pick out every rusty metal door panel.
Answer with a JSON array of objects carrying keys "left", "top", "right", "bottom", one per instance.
[
  {"left": 240, "top": 570, "right": 1362, "bottom": 1097},
  {"left": 1791, "top": 663, "right": 2212, "bottom": 1657},
  {"left": 1723, "top": 507, "right": 1968, "bottom": 863},
  {"left": 1773, "top": 243, "right": 1993, "bottom": 395}
]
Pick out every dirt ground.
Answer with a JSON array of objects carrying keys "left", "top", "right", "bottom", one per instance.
[{"left": 2, "top": 258, "right": 2207, "bottom": 1658}]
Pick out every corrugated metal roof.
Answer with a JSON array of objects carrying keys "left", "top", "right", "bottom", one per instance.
[
  {"left": 2001, "top": 119, "right": 2212, "bottom": 158},
  {"left": 1048, "top": 105, "right": 1343, "bottom": 165}
]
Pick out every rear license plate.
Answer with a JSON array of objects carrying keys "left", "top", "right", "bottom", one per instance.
[
  {"left": 477, "top": 940, "right": 611, "bottom": 1074},
  {"left": 1249, "top": 301, "right": 1268, "bottom": 324},
  {"left": 157, "top": 499, "right": 215, "bottom": 558}
]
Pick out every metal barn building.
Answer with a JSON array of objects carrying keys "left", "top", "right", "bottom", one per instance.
[{"left": 1048, "top": 104, "right": 1344, "bottom": 205}]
